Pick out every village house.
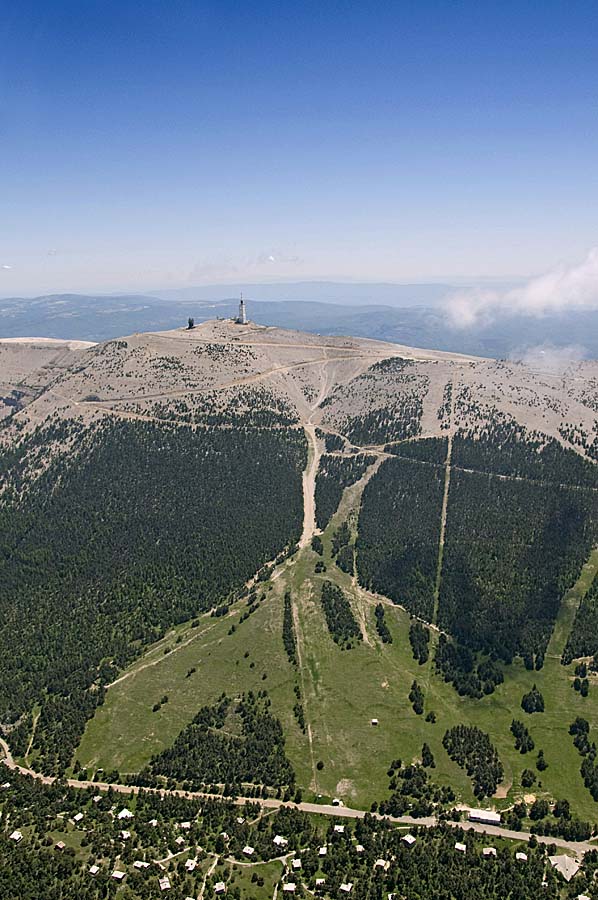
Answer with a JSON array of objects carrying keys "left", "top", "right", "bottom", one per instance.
[{"left": 549, "top": 855, "right": 581, "bottom": 882}]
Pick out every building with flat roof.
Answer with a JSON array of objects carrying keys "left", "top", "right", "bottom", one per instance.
[{"left": 468, "top": 808, "right": 501, "bottom": 825}]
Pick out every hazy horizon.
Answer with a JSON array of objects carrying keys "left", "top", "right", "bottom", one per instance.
[{"left": 2, "top": 2, "right": 598, "bottom": 304}]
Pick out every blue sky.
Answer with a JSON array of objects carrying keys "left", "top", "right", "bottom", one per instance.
[{"left": 1, "top": 1, "right": 598, "bottom": 295}]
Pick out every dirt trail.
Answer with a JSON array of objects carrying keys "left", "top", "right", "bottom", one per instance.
[
  {"left": 24, "top": 711, "right": 40, "bottom": 763},
  {"left": 298, "top": 361, "right": 331, "bottom": 550},
  {"left": 291, "top": 599, "right": 318, "bottom": 792},
  {"left": 299, "top": 424, "right": 320, "bottom": 550},
  {"left": 432, "top": 375, "right": 456, "bottom": 629},
  {"left": 199, "top": 855, "right": 219, "bottom": 899}
]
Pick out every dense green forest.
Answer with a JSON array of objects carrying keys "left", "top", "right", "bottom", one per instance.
[
  {"left": 434, "top": 635, "right": 504, "bottom": 698},
  {"left": 452, "top": 424, "right": 598, "bottom": 487},
  {"left": 357, "top": 454, "right": 444, "bottom": 619},
  {"left": 314, "top": 453, "right": 375, "bottom": 530},
  {"left": 282, "top": 591, "right": 298, "bottom": 666},
  {"left": 139, "top": 692, "right": 295, "bottom": 791},
  {"left": 442, "top": 725, "right": 504, "bottom": 799},
  {"left": 439, "top": 468, "right": 598, "bottom": 661},
  {"left": 409, "top": 621, "right": 430, "bottom": 664},
  {"left": 0, "top": 418, "right": 305, "bottom": 774},
  {"left": 320, "top": 581, "right": 362, "bottom": 648},
  {"left": 385, "top": 436, "right": 448, "bottom": 464},
  {"left": 377, "top": 761, "right": 455, "bottom": 817},
  {"left": 563, "top": 574, "right": 598, "bottom": 664}
]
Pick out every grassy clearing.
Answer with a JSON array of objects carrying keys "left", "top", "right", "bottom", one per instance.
[
  {"left": 79, "top": 531, "right": 598, "bottom": 822},
  {"left": 547, "top": 546, "right": 598, "bottom": 659},
  {"left": 223, "top": 860, "right": 284, "bottom": 899},
  {"left": 78, "top": 586, "right": 304, "bottom": 780}
]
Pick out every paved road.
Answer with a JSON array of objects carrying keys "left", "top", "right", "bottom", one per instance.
[{"left": 0, "top": 737, "right": 593, "bottom": 856}]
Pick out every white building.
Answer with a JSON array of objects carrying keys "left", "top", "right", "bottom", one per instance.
[
  {"left": 468, "top": 808, "right": 501, "bottom": 825},
  {"left": 112, "top": 870, "right": 126, "bottom": 881},
  {"left": 516, "top": 852, "right": 528, "bottom": 862},
  {"left": 243, "top": 845, "right": 255, "bottom": 856},
  {"left": 340, "top": 883, "right": 353, "bottom": 894},
  {"left": 402, "top": 834, "right": 416, "bottom": 847},
  {"left": 282, "top": 884, "right": 296, "bottom": 894},
  {"left": 455, "top": 842, "right": 467, "bottom": 853},
  {"left": 117, "top": 808, "right": 133, "bottom": 820},
  {"left": 89, "top": 864, "right": 100, "bottom": 875},
  {"left": 159, "top": 875, "right": 171, "bottom": 891},
  {"left": 9, "top": 830, "right": 22, "bottom": 843},
  {"left": 482, "top": 847, "right": 497, "bottom": 858},
  {"left": 214, "top": 882, "right": 226, "bottom": 894}
]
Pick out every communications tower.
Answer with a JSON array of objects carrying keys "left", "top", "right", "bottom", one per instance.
[{"left": 236, "top": 293, "right": 248, "bottom": 325}]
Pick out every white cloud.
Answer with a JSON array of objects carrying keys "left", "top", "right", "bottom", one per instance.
[
  {"left": 447, "top": 246, "right": 598, "bottom": 327},
  {"left": 1, "top": 264, "right": 12, "bottom": 270},
  {"left": 509, "top": 343, "right": 586, "bottom": 375}
]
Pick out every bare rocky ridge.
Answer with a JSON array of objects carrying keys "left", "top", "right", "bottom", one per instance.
[{"left": 2, "top": 319, "right": 597, "bottom": 461}]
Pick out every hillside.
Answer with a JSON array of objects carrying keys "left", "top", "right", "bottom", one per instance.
[{"left": 2, "top": 318, "right": 598, "bottom": 826}]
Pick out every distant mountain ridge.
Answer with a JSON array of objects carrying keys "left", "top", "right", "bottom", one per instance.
[{"left": 1, "top": 290, "right": 598, "bottom": 358}]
